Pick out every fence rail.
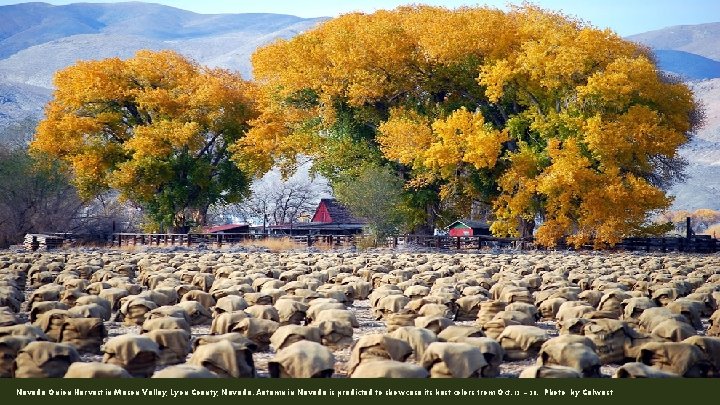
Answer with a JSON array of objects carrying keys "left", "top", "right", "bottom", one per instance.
[
  {"left": 111, "top": 233, "right": 360, "bottom": 248},
  {"left": 110, "top": 232, "right": 719, "bottom": 253}
]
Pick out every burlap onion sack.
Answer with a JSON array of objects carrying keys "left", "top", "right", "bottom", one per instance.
[
  {"left": 388, "top": 326, "right": 437, "bottom": 362},
  {"left": 273, "top": 299, "right": 308, "bottom": 325},
  {"left": 0, "top": 290, "right": 22, "bottom": 313},
  {"left": 581, "top": 319, "right": 635, "bottom": 364},
  {"left": 141, "top": 316, "right": 191, "bottom": 334},
  {"left": 0, "top": 336, "right": 33, "bottom": 377},
  {"left": 152, "top": 364, "right": 218, "bottom": 378},
  {"left": 68, "top": 303, "right": 109, "bottom": 322},
  {"left": 60, "top": 288, "right": 88, "bottom": 307},
  {"left": 414, "top": 316, "right": 453, "bottom": 335},
  {"left": 555, "top": 302, "right": 594, "bottom": 322},
  {"left": 59, "top": 317, "right": 106, "bottom": 354},
  {"left": 98, "top": 288, "right": 129, "bottom": 311},
  {"left": 0, "top": 324, "right": 49, "bottom": 340},
  {"left": 459, "top": 337, "right": 505, "bottom": 378},
  {"left": 373, "top": 295, "right": 410, "bottom": 320},
  {"left": 637, "top": 341, "right": 711, "bottom": 377},
  {"left": 316, "top": 320, "right": 354, "bottom": 349},
  {"left": 350, "top": 359, "right": 429, "bottom": 378},
  {"left": 519, "top": 365, "right": 582, "bottom": 378},
  {"left": 29, "top": 301, "right": 69, "bottom": 323},
  {"left": 188, "top": 340, "right": 255, "bottom": 378},
  {"left": 213, "top": 295, "right": 248, "bottom": 317},
  {"left": 270, "top": 325, "right": 322, "bottom": 351},
  {"left": 211, "top": 311, "right": 248, "bottom": 335},
  {"left": 347, "top": 334, "right": 412, "bottom": 375},
  {"left": 76, "top": 295, "right": 112, "bottom": 317},
  {"left": 623, "top": 330, "right": 667, "bottom": 362},
  {"left": 481, "top": 317, "right": 521, "bottom": 340},
  {"left": 537, "top": 338, "right": 601, "bottom": 377},
  {"left": 146, "top": 305, "right": 191, "bottom": 324},
  {"left": 538, "top": 297, "right": 567, "bottom": 320},
  {"left": 666, "top": 299, "right": 704, "bottom": 329},
  {"left": 119, "top": 297, "right": 157, "bottom": 326},
  {"left": 651, "top": 318, "right": 696, "bottom": 342},
  {"left": 146, "top": 329, "right": 191, "bottom": 366},
  {"left": 192, "top": 333, "right": 258, "bottom": 353},
  {"left": 34, "top": 309, "right": 73, "bottom": 342},
  {"left": 683, "top": 335, "right": 720, "bottom": 377},
  {"left": 313, "top": 309, "right": 359, "bottom": 328},
  {"left": 64, "top": 362, "right": 131, "bottom": 378},
  {"left": 437, "top": 325, "right": 485, "bottom": 342},
  {"left": 269, "top": 340, "right": 335, "bottom": 378},
  {"left": 684, "top": 292, "right": 717, "bottom": 317},
  {"left": 245, "top": 305, "right": 280, "bottom": 322},
  {"left": 243, "top": 292, "right": 274, "bottom": 306},
  {"left": 622, "top": 297, "right": 657, "bottom": 321},
  {"left": 613, "top": 362, "right": 679, "bottom": 378},
  {"left": 175, "top": 300, "right": 212, "bottom": 326},
  {"left": 13, "top": 341, "right": 80, "bottom": 378},
  {"left": 497, "top": 325, "right": 549, "bottom": 361},
  {"left": 180, "top": 290, "right": 216, "bottom": 310},
  {"left": 476, "top": 300, "right": 506, "bottom": 327},
  {"left": 709, "top": 309, "right": 720, "bottom": 337},
  {"left": 384, "top": 309, "right": 417, "bottom": 332},
  {"left": 102, "top": 335, "right": 160, "bottom": 378},
  {"left": 455, "top": 295, "right": 486, "bottom": 321},
  {"left": 421, "top": 342, "right": 487, "bottom": 378},
  {"left": 231, "top": 317, "right": 279, "bottom": 351}
]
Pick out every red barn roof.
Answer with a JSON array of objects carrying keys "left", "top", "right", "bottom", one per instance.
[{"left": 311, "top": 199, "right": 365, "bottom": 224}]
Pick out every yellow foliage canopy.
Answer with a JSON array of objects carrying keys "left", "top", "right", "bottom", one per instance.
[
  {"left": 239, "top": 5, "right": 699, "bottom": 247},
  {"left": 31, "top": 50, "right": 259, "bottom": 229}
]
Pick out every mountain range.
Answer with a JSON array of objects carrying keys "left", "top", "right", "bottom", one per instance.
[{"left": 0, "top": 2, "right": 718, "bottom": 210}]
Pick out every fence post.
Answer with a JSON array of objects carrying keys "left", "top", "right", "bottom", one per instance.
[
  {"left": 217, "top": 234, "right": 222, "bottom": 248},
  {"left": 307, "top": 235, "right": 312, "bottom": 247},
  {"left": 456, "top": 236, "right": 461, "bottom": 250}
]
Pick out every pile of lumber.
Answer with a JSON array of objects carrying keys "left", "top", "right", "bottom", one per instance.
[{"left": 23, "top": 234, "right": 65, "bottom": 251}]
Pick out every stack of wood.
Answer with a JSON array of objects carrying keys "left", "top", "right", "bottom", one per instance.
[{"left": 24, "top": 234, "right": 65, "bottom": 251}]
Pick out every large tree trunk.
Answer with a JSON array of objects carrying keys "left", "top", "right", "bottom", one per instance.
[{"left": 518, "top": 217, "right": 535, "bottom": 239}]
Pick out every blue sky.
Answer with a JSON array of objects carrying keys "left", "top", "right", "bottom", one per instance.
[{"left": 1, "top": 0, "right": 719, "bottom": 36}]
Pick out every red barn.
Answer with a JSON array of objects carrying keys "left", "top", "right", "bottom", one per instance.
[
  {"left": 447, "top": 220, "right": 491, "bottom": 237},
  {"left": 268, "top": 199, "right": 366, "bottom": 236},
  {"left": 312, "top": 198, "right": 363, "bottom": 224}
]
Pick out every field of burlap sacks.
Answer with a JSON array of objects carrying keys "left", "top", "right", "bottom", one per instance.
[{"left": 1, "top": 250, "right": 719, "bottom": 378}]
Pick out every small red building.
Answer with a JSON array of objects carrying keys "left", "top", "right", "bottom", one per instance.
[{"left": 447, "top": 220, "right": 491, "bottom": 237}]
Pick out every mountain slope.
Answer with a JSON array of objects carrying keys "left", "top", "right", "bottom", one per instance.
[
  {"left": 0, "top": 2, "right": 718, "bottom": 212},
  {"left": 0, "top": 2, "right": 326, "bottom": 128},
  {"left": 628, "top": 22, "right": 720, "bottom": 62},
  {"left": 654, "top": 50, "right": 720, "bottom": 80}
]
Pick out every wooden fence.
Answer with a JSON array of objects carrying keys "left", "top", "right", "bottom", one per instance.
[
  {"left": 112, "top": 232, "right": 719, "bottom": 253},
  {"left": 112, "top": 233, "right": 360, "bottom": 248}
]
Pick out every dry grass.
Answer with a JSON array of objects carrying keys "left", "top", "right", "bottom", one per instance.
[{"left": 238, "top": 237, "right": 303, "bottom": 252}]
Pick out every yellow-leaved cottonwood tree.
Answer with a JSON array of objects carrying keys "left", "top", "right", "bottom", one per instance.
[
  {"left": 237, "top": 5, "right": 701, "bottom": 247},
  {"left": 32, "top": 50, "right": 259, "bottom": 232}
]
